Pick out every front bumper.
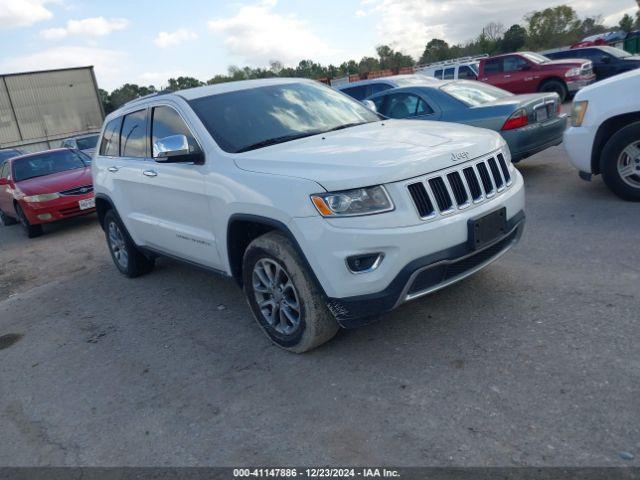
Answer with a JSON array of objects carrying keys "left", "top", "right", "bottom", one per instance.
[
  {"left": 327, "top": 211, "right": 525, "bottom": 327},
  {"left": 20, "top": 193, "right": 96, "bottom": 225},
  {"left": 504, "top": 114, "right": 567, "bottom": 162},
  {"left": 566, "top": 74, "right": 596, "bottom": 93},
  {"left": 563, "top": 125, "right": 596, "bottom": 173}
]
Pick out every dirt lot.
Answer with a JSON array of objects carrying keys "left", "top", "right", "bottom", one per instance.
[{"left": 0, "top": 146, "right": 638, "bottom": 467}]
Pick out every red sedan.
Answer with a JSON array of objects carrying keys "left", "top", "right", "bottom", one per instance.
[{"left": 0, "top": 148, "right": 96, "bottom": 238}]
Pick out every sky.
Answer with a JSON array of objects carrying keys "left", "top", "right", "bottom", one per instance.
[{"left": 0, "top": 0, "right": 637, "bottom": 91}]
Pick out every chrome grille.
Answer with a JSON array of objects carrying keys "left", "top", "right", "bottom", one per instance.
[
  {"left": 407, "top": 153, "right": 513, "bottom": 220},
  {"left": 59, "top": 184, "right": 93, "bottom": 196}
]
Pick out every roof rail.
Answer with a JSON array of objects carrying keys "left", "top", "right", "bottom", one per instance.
[
  {"left": 416, "top": 54, "right": 489, "bottom": 70},
  {"left": 123, "top": 89, "right": 173, "bottom": 107}
]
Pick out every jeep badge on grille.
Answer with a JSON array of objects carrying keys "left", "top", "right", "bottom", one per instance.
[{"left": 451, "top": 151, "right": 470, "bottom": 161}]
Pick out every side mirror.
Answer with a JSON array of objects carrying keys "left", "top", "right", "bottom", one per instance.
[
  {"left": 363, "top": 99, "right": 377, "bottom": 112},
  {"left": 153, "top": 134, "right": 202, "bottom": 164}
]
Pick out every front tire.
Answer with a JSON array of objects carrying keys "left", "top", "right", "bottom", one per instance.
[
  {"left": 15, "top": 203, "right": 43, "bottom": 238},
  {"left": 600, "top": 122, "right": 640, "bottom": 201},
  {"left": 539, "top": 79, "right": 568, "bottom": 103},
  {"left": 103, "top": 210, "right": 155, "bottom": 277},
  {"left": 242, "top": 231, "right": 339, "bottom": 353}
]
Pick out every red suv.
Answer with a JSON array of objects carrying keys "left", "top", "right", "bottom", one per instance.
[
  {"left": 477, "top": 51, "right": 596, "bottom": 102},
  {"left": 0, "top": 148, "right": 96, "bottom": 237}
]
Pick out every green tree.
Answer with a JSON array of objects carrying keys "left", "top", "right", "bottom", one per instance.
[
  {"left": 419, "top": 39, "right": 450, "bottom": 64},
  {"left": 500, "top": 24, "right": 527, "bottom": 52},
  {"left": 109, "top": 84, "right": 157, "bottom": 109},
  {"left": 525, "top": 5, "right": 581, "bottom": 49},
  {"left": 579, "top": 16, "right": 606, "bottom": 37},
  {"left": 619, "top": 13, "right": 634, "bottom": 32},
  {"left": 167, "top": 76, "right": 204, "bottom": 91},
  {"left": 98, "top": 88, "right": 113, "bottom": 114},
  {"left": 358, "top": 56, "right": 380, "bottom": 74}
]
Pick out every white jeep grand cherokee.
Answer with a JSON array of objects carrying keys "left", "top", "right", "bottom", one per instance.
[{"left": 93, "top": 78, "right": 525, "bottom": 352}]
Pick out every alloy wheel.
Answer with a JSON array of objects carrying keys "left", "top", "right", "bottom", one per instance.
[
  {"left": 617, "top": 140, "right": 640, "bottom": 189},
  {"left": 108, "top": 221, "right": 129, "bottom": 269},
  {"left": 252, "top": 258, "right": 301, "bottom": 336}
]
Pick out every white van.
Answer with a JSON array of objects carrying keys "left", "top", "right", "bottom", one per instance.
[{"left": 418, "top": 55, "right": 487, "bottom": 81}]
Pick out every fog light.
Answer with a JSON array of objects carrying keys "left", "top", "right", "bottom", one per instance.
[
  {"left": 346, "top": 253, "right": 384, "bottom": 273},
  {"left": 37, "top": 213, "right": 52, "bottom": 220}
]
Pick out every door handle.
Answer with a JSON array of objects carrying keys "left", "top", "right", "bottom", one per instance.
[
  {"left": 143, "top": 170, "right": 158, "bottom": 177},
  {"left": 107, "top": 166, "right": 119, "bottom": 173}
]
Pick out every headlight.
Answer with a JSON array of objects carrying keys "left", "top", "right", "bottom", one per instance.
[
  {"left": 571, "top": 101, "right": 588, "bottom": 127},
  {"left": 22, "top": 193, "right": 60, "bottom": 203},
  {"left": 311, "top": 185, "right": 393, "bottom": 217},
  {"left": 565, "top": 67, "right": 581, "bottom": 78}
]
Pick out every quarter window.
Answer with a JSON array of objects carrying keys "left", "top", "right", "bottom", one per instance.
[
  {"left": 99, "top": 118, "right": 122, "bottom": 157},
  {"left": 151, "top": 106, "right": 197, "bottom": 150},
  {"left": 120, "top": 110, "right": 148, "bottom": 158}
]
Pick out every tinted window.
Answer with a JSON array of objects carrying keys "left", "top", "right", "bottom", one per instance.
[
  {"left": 434, "top": 69, "right": 443, "bottom": 79},
  {"left": 458, "top": 65, "right": 477, "bottom": 80},
  {"left": 0, "top": 149, "right": 22, "bottom": 162},
  {"left": 341, "top": 85, "right": 368, "bottom": 100},
  {"left": 382, "top": 93, "right": 433, "bottom": 119},
  {"left": 189, "top": 82, "right": 379, "bottom": 153},
  {"left": 444, "top": 68, "right": 455, "bottom": 80},
  {"left": 76, "top": 135, "right": 99, "bottom": 150},
  {"left": 12, "top": 150, "right": 87, "bottom": 182},
  {"left": 152, "top": 106, "right": 197, "bottom": 151},
  {"left": 370, "top": 83, "right": 393, "bottom": 95},
  {"left": 121, "top": 110, "right": 148, "bottom": 158},
  {"left": 99, "top": 118, "right": 121, "bottom": 156},
  {"left": 504, "top": 56, "right": 528, "bottom": 72},
  {"left": 484, "top": 59, "right": 502, "bottom": 74}
]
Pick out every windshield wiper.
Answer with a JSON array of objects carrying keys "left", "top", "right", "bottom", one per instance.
[
  {"left": 236, "top": 131, "right": 324, "bottom": 153},
  {"left": 324, "top": 122, "right": 370, "bottom": 132}
]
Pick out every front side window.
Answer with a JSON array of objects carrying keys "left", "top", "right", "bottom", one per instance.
[
  {"left": 484, "top": 59, "right": 503, "bottom": 74},
  {"left": 382, "top": 93, "right": 432, "bottom": 119},
  {"left": 503, "top": 56, "right": 529, "bottom": 72},
  {"left": 189, "top": 82, "right": 379, "bottom": 153},
  {"left": 12, "top": 150, "right": 87, "bottom": 182},
  {"left": 121, "top": 110, "right": 148, "bottom": 158},
  {"left": 458, "top": 65, "right": 477, "bottom": 80},
  {"left": 99, "top": 118, "right": 121, "bottom": 156},
  {"left": 442, "top": 81, "right": 513, "bottom": 106},
  {"left": 151, "top": 106, "right": 197, "bottom": 150}
]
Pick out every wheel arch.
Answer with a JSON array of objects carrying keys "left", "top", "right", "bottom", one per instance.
[
  {"left": 226, "top": 214, "right": 326, "bottom": 296},
  {"left": 591, "top": 114, "right": 640, "bottom": 175},
  {"left": 95, "top": 193, "right": 116, "bottom": 230}
]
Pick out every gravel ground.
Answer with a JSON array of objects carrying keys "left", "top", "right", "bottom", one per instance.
[{"left": 0, "top": 145, "right": 638, "bottom": 467}]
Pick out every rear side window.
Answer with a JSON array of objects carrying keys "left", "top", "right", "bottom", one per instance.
[
  {"left": 458, "top": 65, "right": 477, "bottom": 80},
  {"left": 99, "top": 118, "right": 121, "bottom": 156},
  {"left": 484, "top": 59, "right": 503, "bottom": 74},
  {"left": 120, "top": 110, "right": 148, "bottom": 158},
  {"left": 151, "top": 106, "right": 197, "bottom": 150},
  {"left": 443, "top": 68, "right": 455, "bottom": 80},
  {"left": 341, "top": 85, "right": 368, "bottom": 101}
]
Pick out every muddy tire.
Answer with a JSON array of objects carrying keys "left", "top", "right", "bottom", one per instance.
[{"left": 242, "top": 231, "right": 339, "bottom": 353}]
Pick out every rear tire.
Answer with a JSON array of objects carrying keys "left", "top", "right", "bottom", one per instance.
[
  {"left": 600, "top": 122, "right": 640, "bottom": 201},
  {"left": 103, "top": 209, "right": 155, "bottom": 277},
  {"left": 0, "top": 208, "right": 17, "bottom": 226},
  {"left": 242, "top": 231, "right": 339, "bottom": 353},
  {"left": 539, "top": 79, "right": 568, "bottom": 103},
  {"left": 15, "top": 203, "right": 43, "bottom": 238}
]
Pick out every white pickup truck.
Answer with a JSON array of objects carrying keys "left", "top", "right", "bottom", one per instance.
[
  {"left": 564, "top": 69, "right": 640, "bottom": 200},
  {"left": 93, "top": 78, "right": 525, "bottom": 352}
]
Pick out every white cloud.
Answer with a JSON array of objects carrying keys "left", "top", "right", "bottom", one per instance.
[
  {"left": 0, "top": 0, "right": 54, "bottom": 28},
  {"left": 1, "top": 46, "right": 129, "bottom": 91},
  {"left": 137, "top": 71, "right": 188, "bottom": 86},
  {"left": 154, "top": 28, "right": 198, "bottom": 48},
  {"left": 355, "top": 9, "right": 367, "bottom": 17},
  {"left": 40, "top": 16, "right": 129, "bottom": 40},
  {"left": 361, "top": 0, "right": 636, "bottom": 58},
  {"left": 208, "top": 0, "right": 336, "bottom": 66}
]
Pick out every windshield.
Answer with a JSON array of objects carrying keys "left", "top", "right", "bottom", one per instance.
[
  {"left": 188, "top": 81, "right": 380, "bottom": 153},
  {"left": 442, "top": 81, "right": 513, "bottom": 106},
  {"left": 521, "top": 52, "right": 549, "bottom": 64},
  {"left": 0, "top": 149, "right": 22, "bottom": 162},
  {"left": 75, "top": 135, "right": 99, "bottom": 150},
  {"left": 598, "top": 46, "right": 631, "bottom": 58},
  {"left": 12, "top": 149, "right": 88, "bottom": 182}
]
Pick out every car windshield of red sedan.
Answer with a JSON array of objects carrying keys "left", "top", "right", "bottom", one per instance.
[{"left": 12, "top": 150, "right": 88, "bottom": 182}]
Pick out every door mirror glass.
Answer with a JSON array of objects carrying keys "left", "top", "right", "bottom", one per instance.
[
  {"left": 153, "top": 135, "right": 201, "bottom": 163},
  {"left": 363, "top": 99, "right": 377, "bottom": 112}
]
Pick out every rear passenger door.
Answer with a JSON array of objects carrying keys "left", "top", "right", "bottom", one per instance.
[{"left": 142, "top": 104, "right": 220, "bottom": 268}]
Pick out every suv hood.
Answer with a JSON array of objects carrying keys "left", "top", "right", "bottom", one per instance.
[{"left": 233, "top": 120, "right": 503, "bottom": 191}]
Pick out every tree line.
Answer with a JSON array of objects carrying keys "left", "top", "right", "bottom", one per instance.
[{"left": 99, "top": 2, "right": 640, "bottom": 113}]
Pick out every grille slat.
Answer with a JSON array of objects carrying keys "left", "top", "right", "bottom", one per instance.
[
  {"left": 446, "top": 172, "right": 468, "bottom": 206},
  {"left": 407, "top": 182, "right": 434, "bottom": 218},
  {"left": 463, "top": 167, "right": 482, "bottom": 200},
  {"left": 487, "top": 157, "right": 504, "bottom": 189},
  {"left": 428, "top": 177, "right": 453, "bottom": 212},
  {"left": 497, "top": 153, "right": 511, "bottom": 184},
  {"left": 476, "top": 162, "right": 494, "bottom": 195},
  {"left": 59, "top": 184, "right": 93, "bottom": 196}
]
